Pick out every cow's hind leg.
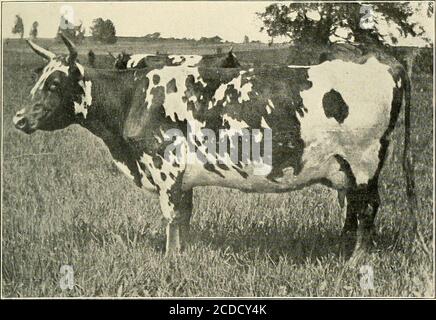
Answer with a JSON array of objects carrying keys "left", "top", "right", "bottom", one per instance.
[
  {"left": 355, "top": 182, "right": 379, "bottom": 254},
  {"left": 340, "top": 193, "right": 358, "bottom": 256},
  {"left": 346, "top": 181, "right": 379, "bottom": 259},
  {"left": 328, "top": 154, "right": 380, "bottom": 258},
  {"left": 161, "top": 188, "right": 193, "bottom": 256},
  {"left": 329, "top": 155, "right": 359, "bottom": 255}
]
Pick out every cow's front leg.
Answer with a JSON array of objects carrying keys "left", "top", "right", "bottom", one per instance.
[{"left": 159, "top": 187, "right": 193, "bottom": 256}]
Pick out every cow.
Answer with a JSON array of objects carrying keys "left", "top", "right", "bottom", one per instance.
[
  {"left": 108, "top": 51, "right": 168, "bottom": 69},
  {"left": 109, "top": 48, "right": 241, "bottom": 70},
  {"left": 13, "top": 35, "right": 416, "bottom": 259}
]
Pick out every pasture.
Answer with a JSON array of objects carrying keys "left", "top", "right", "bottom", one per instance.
[{"left": 1, "top": 39, "right": 433, "bottom": 297}]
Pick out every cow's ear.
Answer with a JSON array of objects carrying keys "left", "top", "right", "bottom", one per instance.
[{"left": 69, "top": 63, "right": 83, "bottom": 80}]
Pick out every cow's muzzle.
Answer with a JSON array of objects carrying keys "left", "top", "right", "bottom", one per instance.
[{"left": 13, "top": 108, "right": 35, "bottom": 134}]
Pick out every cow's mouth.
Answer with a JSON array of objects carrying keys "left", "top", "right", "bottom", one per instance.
[
  {"left": 13, "top": 108, "right": 50, "bottom": 134},
  {"left": 13, "top": 116, "right": 36, "bottom": 134}
]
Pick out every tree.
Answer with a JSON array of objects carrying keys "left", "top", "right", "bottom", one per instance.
[
  {"left": 12, "top": 14, "right": 24, "bottom": 39},
  {"left": 243, "top": 35, "right": 250, "bottom": 44},
  {"left": 29, "top": 21, "right": 39, "bottom": 40},
  {"left": 90, "top": 18, "right": 117, "bottom": 44},
  {"left": 258, "top": 2, "right": 423, "bottom": 46}
]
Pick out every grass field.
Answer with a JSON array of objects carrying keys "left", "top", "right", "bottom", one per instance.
[{"left": 1, "top": 40, "right": 434, "bottom": 297}]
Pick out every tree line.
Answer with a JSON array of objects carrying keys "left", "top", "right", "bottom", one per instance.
[{"left": 12, "top": 14, "right": 117, "bottom": 44}]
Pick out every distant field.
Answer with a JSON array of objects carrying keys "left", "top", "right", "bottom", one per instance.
[
  {"left": 1, "top": 39, "right": 434, "bottom": 297},
  {"left": 3, "top": 37, "right": 288, "bottom": 54}
]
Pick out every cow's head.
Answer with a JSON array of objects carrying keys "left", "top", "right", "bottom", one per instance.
[
  {"left": 220, "top": 47, "right": 241, "bottom": 68},
  {"left": 13, "top": 34, "right": 92, "bottom": 134},
  {"left": 111, "top": 51, "right": 131, "bottom": 70}
]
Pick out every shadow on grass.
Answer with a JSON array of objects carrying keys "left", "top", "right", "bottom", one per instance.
[
  {"left": 64, "top": 213, "right": 406, "bottom": 265},
  {"left": 188, "top": 222, "right": 406, "bottom": 265},
  {"left": 190, "top": 222, "right": 344, "bottom": 264}
]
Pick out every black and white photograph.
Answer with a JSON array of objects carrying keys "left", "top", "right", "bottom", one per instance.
[{"left": 1, "top": 0, "right": 434, "bottom": 300}]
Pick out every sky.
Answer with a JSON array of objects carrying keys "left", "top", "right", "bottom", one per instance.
[{"left": 2, "top": 1, "right": 434, "bottom": 46}]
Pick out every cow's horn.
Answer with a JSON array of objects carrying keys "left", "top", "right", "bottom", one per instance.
[
  {"left": 60, "top": 33, "right": 78, "bottom": 62},
  {"left": 108, "top": 51, "right": 116, "bottom": 59},
  {"left": 228, "top": 46, "right": 235, "bottom": 56},
  {"left": 26, "top": 39, "right": 56, "bottom": 60}
]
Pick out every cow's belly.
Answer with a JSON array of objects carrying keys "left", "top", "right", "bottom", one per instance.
[
  {"left": 182, "top": 126, "right": 387, "bottom": 193},
  {"left": 182, "top": 155, "right": 347, "bottom": 193}
]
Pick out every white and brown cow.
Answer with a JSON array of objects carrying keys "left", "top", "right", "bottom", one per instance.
[{"left": 13, "top": 35, "right": 416, "bottom": 258}]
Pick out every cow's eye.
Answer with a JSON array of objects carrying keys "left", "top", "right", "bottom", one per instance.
[{"left": 49, "top": 81, "right": 60, "bottom": 91}]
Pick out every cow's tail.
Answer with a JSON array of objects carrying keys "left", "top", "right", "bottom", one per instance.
[{"left": 401, "top": 69, "right": 418, "bottom": 238}]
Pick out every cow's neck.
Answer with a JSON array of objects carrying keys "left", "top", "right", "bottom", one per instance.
[
  {"left": 78, "top": 69, "right": 142, "bottom": 173},
  {"left": 80, "top": 69, "right": 135, "bottom": 137}
]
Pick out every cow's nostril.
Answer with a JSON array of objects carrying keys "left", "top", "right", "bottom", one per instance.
[{"left": 14, "top": 117, "right": 28, "bottom": 129}]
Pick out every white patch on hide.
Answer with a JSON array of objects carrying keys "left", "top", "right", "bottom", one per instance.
[
  {"left": 396, "top": 77, "right": 402, "bottom": 88},
  {"left": 73, "top": 80, "right": 92, "bottom": 118},
  {"left": 287, "top": 65, "right": 311, "bottom": 69},
  {"left": 222, "top": 114, "right": 249, "bottom": 131},
  {"left": 169, "top": 55, "right": 203, "bottom": 67},
  {"left": 298, "top": 57, "right": 395, "bottom": 185},
  {"left": 143, "top": 65, "right": 208, "bottom": 144},
  {"left": 127, "top": 54, "right": 154, "bottom": 68},
  {"left": 114, "top": 160, "right": 134, "bottom": 180},
  {"left": 261, "top": 116, "right": 271, "bottom": 129},
  {"left": 138, "top": 151, "right": 187, "bottom": 220},
  {"left": 265, "top": 99, "right": 275, "bottom": 114},
  {"left": 213, "top": 71, "right": 252, "bottom": 104}
]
